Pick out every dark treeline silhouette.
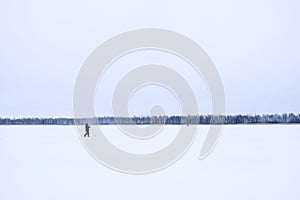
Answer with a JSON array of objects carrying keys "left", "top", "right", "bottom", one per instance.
[{"left": 1, "top": 113, "right": 300, "bottom": 125}]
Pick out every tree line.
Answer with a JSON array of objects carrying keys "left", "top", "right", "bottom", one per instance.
[{"left": 0, "top": 113, "right": 300, "bottom": 125}]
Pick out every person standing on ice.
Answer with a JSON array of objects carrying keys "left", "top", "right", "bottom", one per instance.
[{"left": 84, "top": 123, "right": 90, "bottom": 137}]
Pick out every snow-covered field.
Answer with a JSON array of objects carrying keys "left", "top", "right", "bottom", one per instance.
[{"left": 1, "top": 125, "right": 300, "bottom": 200}]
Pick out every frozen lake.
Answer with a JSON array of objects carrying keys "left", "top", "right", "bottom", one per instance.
[{"left": 1, "top": 125, "right": 300, "bottom": 200}]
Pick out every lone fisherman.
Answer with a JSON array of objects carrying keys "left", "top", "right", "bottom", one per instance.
[{"left": 84, "top": 123, "right": 90, "bottom": 137}]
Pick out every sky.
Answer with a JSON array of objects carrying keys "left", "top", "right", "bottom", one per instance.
[{"left": 0, "top": 0, "right": 300, "bottom": 117}]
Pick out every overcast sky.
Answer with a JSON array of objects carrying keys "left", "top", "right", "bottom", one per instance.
[{"left": 0, "top": 0, "right": 300, "bottom": 117}]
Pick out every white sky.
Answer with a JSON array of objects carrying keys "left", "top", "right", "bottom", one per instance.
[{"left": 0, "top": 0, "right": 300, "bottom": 117}]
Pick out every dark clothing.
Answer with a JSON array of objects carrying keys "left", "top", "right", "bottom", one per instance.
[{"left": 84, "top": 123, "right": 90, "bottom": 137}]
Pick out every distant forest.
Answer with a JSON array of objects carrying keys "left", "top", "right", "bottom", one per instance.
[{"left": 1, "top": 113, "right": 300, "bottom": 125}]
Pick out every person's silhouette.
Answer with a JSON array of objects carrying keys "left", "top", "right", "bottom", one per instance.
[{"left": 84, "top": 123, "right": 90, "bottom": 137}]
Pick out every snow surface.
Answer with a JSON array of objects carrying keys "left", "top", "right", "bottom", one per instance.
[{"left": 0, "top": 125, "right": 300, "bottom": 200}]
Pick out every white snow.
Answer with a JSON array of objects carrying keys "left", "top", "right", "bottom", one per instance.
[{"left": 0, "top": 125, "right": 300, "bottom": 200}]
